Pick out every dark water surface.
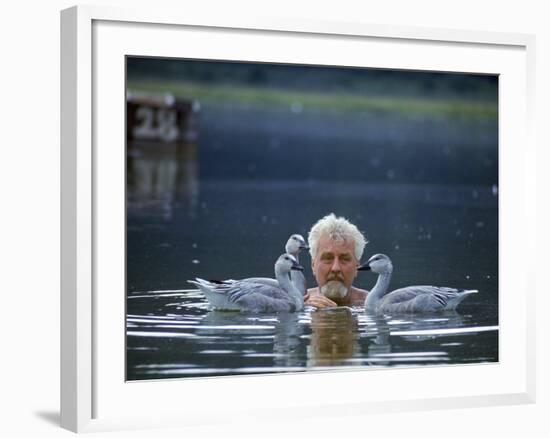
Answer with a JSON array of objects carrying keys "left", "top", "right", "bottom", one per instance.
[
  {"left": 126, "top": 181, "right": 498, "bottom": 380},
  {"left": 126, "top": 98, "right": 498, "bottom": 380}
]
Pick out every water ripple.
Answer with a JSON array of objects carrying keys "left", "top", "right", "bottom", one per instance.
[{"left": 126, "top": 288, "right": 499, "bottom": 379}]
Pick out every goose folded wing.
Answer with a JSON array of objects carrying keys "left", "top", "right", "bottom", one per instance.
[
  {"left": 388, "top": 285, "right": 465, "bottom": 308},
  {"left": 225, "top": 283, "right": 295, "bottom": 312},
  {"left": 383, "top": 286, "right": 427, "bottom": 305}
]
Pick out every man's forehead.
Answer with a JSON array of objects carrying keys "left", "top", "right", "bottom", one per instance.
[{"left": 317, "top": 235, "right": 355, "bottom": 254}]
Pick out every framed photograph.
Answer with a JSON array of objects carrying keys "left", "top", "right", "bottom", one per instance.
[{"left": 61, "top": 5, "right": 536, "bottom": 433}]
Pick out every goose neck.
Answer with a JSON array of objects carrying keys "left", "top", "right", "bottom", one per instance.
[
  {"left": 278, "top": 271, "right": 303, "bottom": 311},
  {"left": 365, "top": 271, "right": 392, "bottom": 311},
  {"left": 275, "top": 268, "right": 293, "bottom": 290}
]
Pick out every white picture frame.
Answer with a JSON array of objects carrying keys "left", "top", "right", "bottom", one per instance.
[{"left": 60, "top": 5, "right": 536, "bottom": 433}]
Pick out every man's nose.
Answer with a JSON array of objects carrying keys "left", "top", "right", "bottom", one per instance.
[{"left": 330, "top": 258, "right": 342, "bottom": 272}]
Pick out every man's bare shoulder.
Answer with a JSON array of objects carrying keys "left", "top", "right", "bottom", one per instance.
[
  {"left": 349, "top": 287, "right": 368, "bottom": 305},
  {"left": 351, "top": 286, "right": 369, "bottom": 296}
]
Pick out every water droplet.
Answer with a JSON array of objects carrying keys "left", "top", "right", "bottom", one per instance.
[
  {"left": 486, "top": 275, "right": 491, "bottom": 279},
  {"left": 290, "top": 101, "right": 303, "bottom": 113},
  {"left": 192, "top": 259, "right": 200, "bottom": 264},
  {"left": 492, "top": 184, "right": 498, "bottom": 196},
  {"left": 394, "top": 244, "right": 400, "bottom": 250},
  {"left": 466, "top": 275, "right": 470, "bottom": 279},
  {"left": 192, "top": 243, "right": 198, "bottom": 248},
  {"left": 476, "top": 221, "right": 485, "bottom": 228}
]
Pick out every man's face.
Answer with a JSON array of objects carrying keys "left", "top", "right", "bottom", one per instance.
[{"left": 311, "top": 234, "right": 359, "bottom": 300}]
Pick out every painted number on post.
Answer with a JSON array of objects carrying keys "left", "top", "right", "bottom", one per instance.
[{"left": 132, "top": 106, "right": 180, "bottom": 142}]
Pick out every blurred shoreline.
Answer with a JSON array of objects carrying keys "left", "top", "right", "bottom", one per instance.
[{"left": 127, "top": 79, "right": 497, "bottom": 120}]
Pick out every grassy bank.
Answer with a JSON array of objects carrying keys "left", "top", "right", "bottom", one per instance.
[{"left": 127, "top": 79, "right": 497, "bottom": 120}]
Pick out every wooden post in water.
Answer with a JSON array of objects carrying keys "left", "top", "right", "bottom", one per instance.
[{"left": 126, "top": 91, "right": 200, "bottom": 215}]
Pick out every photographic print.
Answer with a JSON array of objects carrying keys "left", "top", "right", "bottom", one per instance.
[{"left": 126, "top": 57, "right": 498, "bottom": 380}]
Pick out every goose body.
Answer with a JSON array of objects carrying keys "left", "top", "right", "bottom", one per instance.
[
  {"left": 359, "top": 254, "right": 477, "bottom": 313},
  {"left": 188, "top": 254, "right": 304, "bottom": 313}
]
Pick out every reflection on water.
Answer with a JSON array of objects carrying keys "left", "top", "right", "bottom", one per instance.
[
  {"left": 308, "top": 308, "right": 358, "bottom": 367},
  {"left": 126, "top": 289, "right": 498, "bottom": 380},
  {"left": 127, "top": 142, "right": 199, "bottom": 221}
]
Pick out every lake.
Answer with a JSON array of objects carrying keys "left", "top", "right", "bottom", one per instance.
[
  {"left": 126, "top": 100, "right": 498, "bottom": 380},
  {"left": 126, "top": 180, "right": 498, "bottom": 380}
]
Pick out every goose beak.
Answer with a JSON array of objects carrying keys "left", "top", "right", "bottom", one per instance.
[
  {"left": 357, "top": 262, "right": 371, "bottom": 271},
  {"left": 299, "top": 244, "right": 310, "bottom": 250},
  {"left": 291, "top": 261, "right": 305, "bottom": 271}
]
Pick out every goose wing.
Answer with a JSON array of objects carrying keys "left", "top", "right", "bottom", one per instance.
[
  {"left": 241, "top": 277, "right": 279, "bottom": 287},
  {"left": 381, "top": 286, "right": 476, "bottom": 313},
  {"left": 190, "top": 278, "right": 286, "bottom": 298},
  {"left": 189, "top": 278, "right": 294, "bottom": 311},
  {"left": 225, "top": 282, "right": 295, "bottom": 312},
  {"left": 212, "top": 277, "right": 279, "bottom": 288}
]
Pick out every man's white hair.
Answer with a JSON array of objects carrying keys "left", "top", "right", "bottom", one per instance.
[{"left": 308, "top": 213, "right": 367, "bottom": 261}]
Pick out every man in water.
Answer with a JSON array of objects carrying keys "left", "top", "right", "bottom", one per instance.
[{"left": 304, "top": 213, "right": 369, "bottom": 308}]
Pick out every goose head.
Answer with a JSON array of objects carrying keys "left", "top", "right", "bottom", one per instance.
[
  {"left": 358, "top": 253, "right": 393, "bottom": 274},
  {"left": 285, "top": 234, "right": 309, "bottom": 256},
  {"left": 275, "top": 253, "right": 304, "bottom": 275}
]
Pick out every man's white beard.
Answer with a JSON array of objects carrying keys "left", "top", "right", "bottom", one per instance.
[{"left": 320, "top": 281, "right": 348, "bottom": 300}]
